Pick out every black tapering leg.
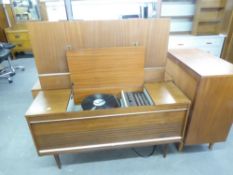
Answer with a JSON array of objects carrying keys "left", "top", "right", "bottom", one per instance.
[
  {"left": 208, "top": 143, "right": 214, "bottom": 150},
  {"left": 162, "top": 144, "right": 168, "bottom": 158},
  {"left": 54, "top": 154, "right": 62, "bottom": 169}
]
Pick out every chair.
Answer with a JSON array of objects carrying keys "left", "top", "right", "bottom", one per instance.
[{"left": 0, "top": 43, "right": 25, "bottom": 83}]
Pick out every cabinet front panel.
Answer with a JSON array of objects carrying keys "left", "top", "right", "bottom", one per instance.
[
  {"left": 30, "top": 110, "right": 187, "bottom": 155},
  {"left": 165, "top": 58, "right": 198, "bottom": 101}
]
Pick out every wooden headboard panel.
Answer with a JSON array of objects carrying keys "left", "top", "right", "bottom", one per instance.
[
  {"left": 28, "top": 19, "right": 170, "bottom": 89},
  {"left": 67, "top": 47, "right": 145, "bottom": 104}
]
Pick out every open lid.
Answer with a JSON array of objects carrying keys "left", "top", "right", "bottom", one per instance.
[{"left": 67, "top": 47, "right": 145, "bottom": 103}]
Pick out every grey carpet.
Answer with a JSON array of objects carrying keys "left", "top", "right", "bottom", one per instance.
[{"left": 0, "top": 58, "right": 232, "bottom": 175}]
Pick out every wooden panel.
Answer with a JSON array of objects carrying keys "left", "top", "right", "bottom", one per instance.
[
  {"left": 165, "top": 57, "right": 198, "bottom": 100},
  {"left": 39, "top": 74, "right": 71, "bottom": 90},
  {"left": 168, "top": 49, "right": 233, "bottom": 77},
  {"left": 5, "top": 4, "right": 16, "bottom": 27},
  {"left": 27, "top": 22, "right": 69, "bottom": 73},
  {"left": 192, "top": 0, "right": 226, "bottom": 35},
  {"left": 79, "top": 19, "right": 170, "bottom": 67},
  {"left": 67, "top": 47, "right": 145, "bottom": 103},
  {"left": 185, "top": 76, "right": 233, "bottom": 144},
  {"left": 144, "top": 67, "right": 165, "bottom": 83},
  {"left": 0, "top": 5, "right": 8, "bottom": 42},
  {"left": 222, "top": 9, "right": 233, "bottom": 63},
  {"left": 27, "top": 107, "right": 187, "bottom": 155},
  {"left": 200, "top": 0, "right": 226, "bottom": 8},
  {"left": 221, "top": 0, "right": 233, "bottom": 33},
  {"left": 145, "top": 82, "right": 191, "bottom": 106},
  {"left": 26, "top": 89, "right": 71, "bottom": 116},
  {"left": 31, "top": 79, "right": 42, "bottom": 98},
  {"left": 197, "top": 22, "right": 221, "bottom": 34},
  {"left": 198, "top": 9, "right": 224, "bottom": 22},
  {"left": 27, "top": 19, "right": 170, "bottom": 75}
]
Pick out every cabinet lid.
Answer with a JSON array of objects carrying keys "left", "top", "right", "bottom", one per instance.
[{"left": 168, "top": 49, "right": 233, "bottom": 77}]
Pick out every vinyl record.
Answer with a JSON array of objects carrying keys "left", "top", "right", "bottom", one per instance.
[{"left": 81, "top": 94, "right": 120, "bottom": 110}]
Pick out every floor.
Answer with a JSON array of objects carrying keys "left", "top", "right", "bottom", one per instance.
[{"left": 0, "top": 58, "right": 232, "bottom": 175}]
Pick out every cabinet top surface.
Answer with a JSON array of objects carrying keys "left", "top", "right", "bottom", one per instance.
[
  {"left": 168, "top": 49, "right": 233, "bottom": 77},
  {"left": 145, "top": 82, "right": 191, "bottom": 106},
  {"left": 26, "top": 89, "right": 71, "bottom": 116}
]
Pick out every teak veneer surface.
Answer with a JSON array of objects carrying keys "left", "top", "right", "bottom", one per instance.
[
  {"left": 26, "top": 89, "right": 71, "bottom": 115},
  {"left": 26, "top": 82, "right": 190, "bottom": 155},
  {"left": 67, "top": 47, "right": 145, "bottom": 103},
  {"left": 168, "top": 49, "right": 233, "bottom": 77},
  {"left": 166, "top": 48, "right": 233, "bottom": 145},
  {"left": 145, "top": 82, "right": 191, "bottom": 106},
  {"left": 27, "top": 19, "right": 170, "bottom": 89}
]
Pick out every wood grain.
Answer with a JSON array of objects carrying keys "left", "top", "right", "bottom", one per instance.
[
  {"left": 26, "top": 89, "right": 71, "bottom": 116},
  {"left": 27, "top": 19, "right": 170, "bottom": 74},
  {"left": 185, "top": 76, "right": 233, "bottom": 144},
  {"left": 168, "top": 49, "right": 233, "bottom": 77},
  {"left": 31, "top": 79, "right": 41, "bottom": 98},
  {"left": 0, "top": 5, "right": 8, "bottom": 42},
  {"left": 145, "top": 82, "right": 191, "bottom": 106},
  {"left": 192, "top": 0, "right": 226, "bottom": 35},
  {"left": 39, "top": 73, "right": 71, "bottom": 90},
  {"left": 165, "top": 56, "right": 198, "bottom": 100},
  {"left": 26, "top": 104, "right": 189, "bottom": 155},
  {"left": 166, "top": 48, "right": 233, "bottom": 145},
  {"left": 67, "top": 47, "right": 145, "bottom": 103},
  {"left": 144, "top": 67, "right": 165, "bottom": 83}
]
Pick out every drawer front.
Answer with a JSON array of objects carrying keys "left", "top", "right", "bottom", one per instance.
[
  {"left": 7, "top": 32, "right": 29, "bottom": 41},
  {"left": 165, "top": 58, "right": 198, "bottom": 100},
  {"left": 29, "top": 110, "right": 187, "bottom": 155},
  {"left": 13, "top": 40, "right": 31, "bottom": 51}
]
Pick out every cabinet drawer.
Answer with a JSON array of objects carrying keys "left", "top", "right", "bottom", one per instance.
[
  {"left": 7, "top": 32, "right": 29, "bottom": 41},
  {"left": 13, "top": 40, "right": 31, "bottom": 50}
]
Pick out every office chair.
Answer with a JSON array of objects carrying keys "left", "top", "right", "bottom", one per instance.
[{"left": 0, "top": 43, "right": 25, "bottom": 83}]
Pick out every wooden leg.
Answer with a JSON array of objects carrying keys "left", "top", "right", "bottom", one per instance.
[
  {"left": 162, "top": 144, "right": 168, "bottom": 158},
  {"left": 54, "top": 154, "right": 62, "bottom": 169},
  {"left": 208, "top": 143, "right": 214, "bottom": 150},
  {"left": 178, "top": 142, "right": 184, "bottom": 152}
]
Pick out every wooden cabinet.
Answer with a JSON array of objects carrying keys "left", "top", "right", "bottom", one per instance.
[
  {"left": 165, "top": 49, "right": 233, "bottom": 146},
  {"left": 26, "top": 82, "right": 190, "bottom": 156},
  {"left": 5, "top": 25, "right": 32, "bottom": 56}
]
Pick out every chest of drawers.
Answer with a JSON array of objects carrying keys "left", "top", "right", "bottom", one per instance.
[{"left": 5, "top": 26, "right": 32, "bottom": 57}]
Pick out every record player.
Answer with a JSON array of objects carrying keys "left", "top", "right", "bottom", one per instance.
[{"left": 26, "top": 46, "right": 190, "bottom": 168}]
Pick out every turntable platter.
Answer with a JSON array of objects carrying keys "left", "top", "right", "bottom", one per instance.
[{"left": 81, "top": 94, "right": 120, "bottom": 110}]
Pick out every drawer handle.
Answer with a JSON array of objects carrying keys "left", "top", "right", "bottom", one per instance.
[
  {"left": 178, "top": 43, "right": 184, "bottom": 46},
  {"left": 206, "top": 42, "right": 212, "bottom": 45},
  {"left": 17, "top": 44, "right": 22, "bottom": 47},
  {"left": 15, "top": 35, "right": 20, "bottom": 38}
]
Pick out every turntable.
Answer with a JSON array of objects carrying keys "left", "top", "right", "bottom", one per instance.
[{"left": 81, "top": 94, "right": 120, "bottom": 110}]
